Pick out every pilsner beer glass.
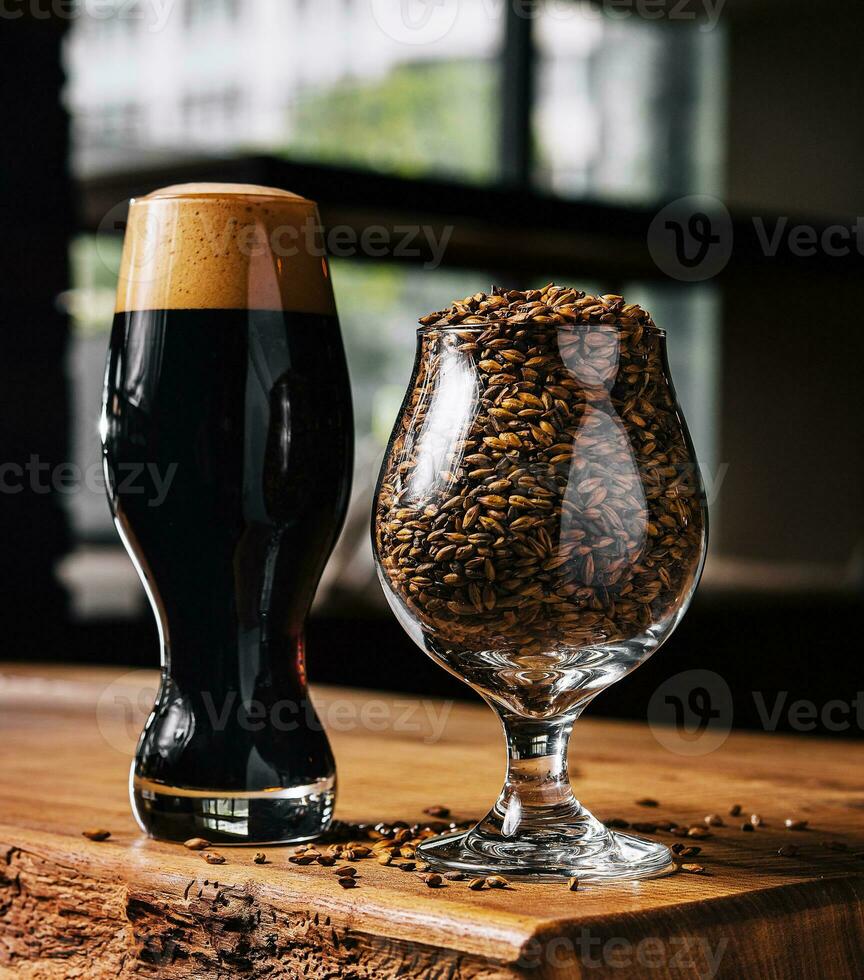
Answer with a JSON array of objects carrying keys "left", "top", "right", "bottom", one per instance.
[{"left": 102, "top": 184, "right": 353, "bottom": 843}]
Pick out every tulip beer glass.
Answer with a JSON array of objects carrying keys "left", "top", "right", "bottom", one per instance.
[{"left": 372, "top": 288, "right": 707, "bottom": 880}]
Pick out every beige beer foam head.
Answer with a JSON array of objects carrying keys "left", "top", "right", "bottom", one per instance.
[{"left": 115, "top": 183, "right": 336, "bottom": 314}]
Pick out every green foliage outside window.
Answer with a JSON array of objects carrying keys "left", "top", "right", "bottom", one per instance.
[{"left": 287, "top": 60, "right": 498, "bottom": 183}]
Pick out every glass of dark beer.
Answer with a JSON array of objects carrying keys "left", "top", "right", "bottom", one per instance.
[{"left": 102, "top": 183, "right": 353, "bottom": 844}]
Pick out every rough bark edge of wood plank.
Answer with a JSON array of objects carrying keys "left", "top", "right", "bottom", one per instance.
[
  {"left": 3, "top": 841, "right": 864, "bottom": 979},
  {"left": 0, "top": 844, "right": 520, "bottom": 979}
]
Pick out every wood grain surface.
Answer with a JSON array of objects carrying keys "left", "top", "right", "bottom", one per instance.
[{"left": 0, "top": 663, "right": 862, "bottom": 979}]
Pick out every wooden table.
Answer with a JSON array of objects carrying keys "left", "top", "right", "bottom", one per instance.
[{"left": 0, "top": 664, "right": 862, "bottom": 979}]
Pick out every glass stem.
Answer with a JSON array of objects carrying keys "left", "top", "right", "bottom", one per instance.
[{"left": 492, "top": 712, "right": 581, "bottom": 835}]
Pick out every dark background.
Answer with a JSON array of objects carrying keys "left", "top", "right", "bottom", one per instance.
[{"left": 1, "top": 0, "right": 861, "bottom": 737}]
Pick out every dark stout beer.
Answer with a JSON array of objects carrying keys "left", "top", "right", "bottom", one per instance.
[{"left": 103, "top": 185, "right": 353, "bottom": 843}]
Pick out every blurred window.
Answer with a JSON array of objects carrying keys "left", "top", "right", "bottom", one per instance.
[
  {"left": 534, "top": 3, "right": 725, "bottom": 203},
  {"left": 622, "top": 282, "right": 719, "bottom": 478},
  {"left": 65, "top": 236, "right": 121, "bottom": 544},
  {"left": 65, "top": 2, "right": 722, "bottom": 196},
  {"left": 84, "top": 102, "right": 143, "bottom": 146},
  {"left": 185, "top": 0, "right": 241, "bottom": 27},
  {"left": 181, "top": 88, "right": 244, "bottom": 143},
  {"left": 64, "top": 0, "right": 504, "bottom": 181}
]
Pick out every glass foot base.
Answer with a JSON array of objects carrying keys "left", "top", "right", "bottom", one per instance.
[
  {"left": 417, "top": 826, "right": 675, "bottom": 883},
  {"left": 131, "top": 774, "right": 335, "bottom": 845}
]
